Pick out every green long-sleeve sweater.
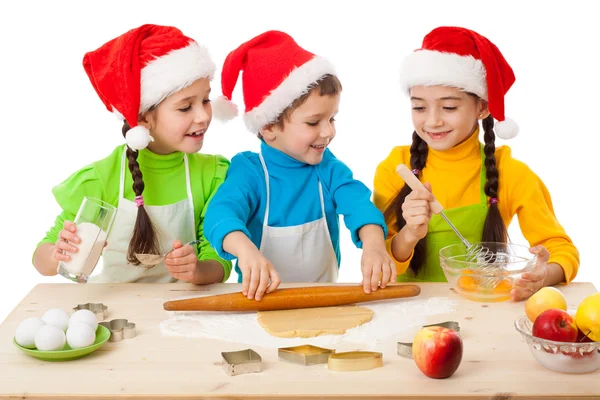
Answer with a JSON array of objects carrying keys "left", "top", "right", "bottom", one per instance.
[{"left": 35, "top": 145, "right": 232, "bottom": 281}]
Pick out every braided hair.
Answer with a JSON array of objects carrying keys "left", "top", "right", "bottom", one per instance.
[{"left": 121, "top": 121, "right": 161, "bottom": 265}]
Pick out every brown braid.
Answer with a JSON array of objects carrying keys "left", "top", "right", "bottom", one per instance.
[
  {"left": 481, "top": 115, "right": 508, "bottom": 242},
  {"left": 383, "top": 131, "right": 429, "bottom": 276},
  {"left": 122, "top": 121, "right": 161, "bottom": 265}
]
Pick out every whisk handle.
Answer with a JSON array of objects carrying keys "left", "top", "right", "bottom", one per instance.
[{"left": 396, "top": 164, "right": 444, "bottom": 214}]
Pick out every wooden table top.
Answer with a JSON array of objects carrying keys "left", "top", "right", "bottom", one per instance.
[{"left": 0, "top": 282, "right": 597, "bottom": 399}]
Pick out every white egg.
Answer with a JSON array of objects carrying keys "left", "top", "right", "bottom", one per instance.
[
  {"left": 66, "top": 322, "right": 96, "bottom": 349},
  {"left": 15, "top": 317, "right": 46, "bottom": 348},
  {"left": 34, "top": 325, "right": 66, "bottom": 351},
  {"left": 41, "top": 308, "right": 70, "bottom": 332},
  {"left": 68, "top": 309, "right": 98, "bottom": 331}
]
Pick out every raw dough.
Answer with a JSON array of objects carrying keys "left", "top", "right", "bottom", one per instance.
[{"left": 257, "top": 306, "right": 374, "bottom": 338}]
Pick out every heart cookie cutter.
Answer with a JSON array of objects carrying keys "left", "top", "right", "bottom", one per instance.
[
  {"left": 397, "top": 321, "right": 460, "bottom": 359},
  {"left": 99, "top": 318, "right": 136, "bottom": 342},
  {"left": 73, "top": 303, "right": 108, "bottom": 321}
]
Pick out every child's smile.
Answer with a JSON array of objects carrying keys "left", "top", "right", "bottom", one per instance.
[
  {"left": 309, "top": 143, "right": 327, "bottom": 153},
  {"left": 424, "top": 129, "right": 452, "bottom": 141},
  {"left": 185, "top": 129, "right": 206, "bottom": 141}
]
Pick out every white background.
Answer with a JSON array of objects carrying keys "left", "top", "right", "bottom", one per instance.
[{"left": 0, "top": 0, "right": 598, "bottom": 323}]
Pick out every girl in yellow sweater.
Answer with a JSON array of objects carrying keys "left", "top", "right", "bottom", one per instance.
[{"left": 373, "top": 27, "right": 579, "bottom": 301}]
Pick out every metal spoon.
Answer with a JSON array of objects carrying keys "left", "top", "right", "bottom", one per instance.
[{"left": 135, "top": 240, "right": 199, "bottom": 267}]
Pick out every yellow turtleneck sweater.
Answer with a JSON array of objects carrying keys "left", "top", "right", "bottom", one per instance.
[{"left": 373, "top": 130, "right": 579, "bottom": 283}]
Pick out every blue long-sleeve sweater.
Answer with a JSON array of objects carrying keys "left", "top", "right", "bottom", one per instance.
[{"left": 204, "top": 141, "right": 387, "bottom": 282}]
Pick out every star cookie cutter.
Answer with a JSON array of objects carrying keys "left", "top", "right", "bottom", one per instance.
[
  {"left": 397, "top": 321, "right": 460, "bottom": 359},
  {"left": 99, "top": 318, "right": 136, "bottom": 342},
  {"left": 73, "top": 303, "right": 108, "bottom": 321}
]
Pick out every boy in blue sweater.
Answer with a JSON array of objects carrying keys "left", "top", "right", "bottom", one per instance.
[{"left": 206, "top": 31, "right": 395, "bottom": 300}]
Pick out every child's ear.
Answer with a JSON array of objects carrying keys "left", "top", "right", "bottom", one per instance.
[
  {"left": 260, "top": 123, "right": 279, "bottom": 142},
  {"left": 478, "top": 100, "right": 491, "bottom": 120},
  {"left": 138, "top": 112, "right": 155, "bottom": 131}
]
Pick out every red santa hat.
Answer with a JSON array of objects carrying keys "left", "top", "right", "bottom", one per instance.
[
  {"left": 83, "top": 24, "right": 216, "bottom": 150},
  {"left": 400, "top": 26, "right": 518, "bottom": 139},
  {"left": 212, "top": 30, "right": 336, "bottom": 133}
]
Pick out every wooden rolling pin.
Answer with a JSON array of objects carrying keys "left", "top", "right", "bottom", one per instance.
[{"left": 163, "top": 284, "right": 421, "bottom": 312}]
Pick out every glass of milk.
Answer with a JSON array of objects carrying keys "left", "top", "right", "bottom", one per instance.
[{"left": 57, "top": 197, "right": 116, "bottom": 283}]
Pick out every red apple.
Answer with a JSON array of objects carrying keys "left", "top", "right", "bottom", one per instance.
[
  {"left": 412, "top": 326, "right": 462, "bottom": 379},
  {"left": 532, "top": 309, "right": 578, "bottom": 342}
]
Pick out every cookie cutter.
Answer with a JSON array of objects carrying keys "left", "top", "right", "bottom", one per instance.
[
  {"left": 328, "top": 351, "right": 383, "bottom": 371},
  {"left": 73, "top": 303, "right": 108, "bottom": 321},
  {"left": 99, "top": 318, "right": 136, "bottom": 342},
  {"left": 221, "top": 349, "right": 262, "bottom": 376},
  {"left": 278, "top": 344, "right": 335, "bottom": 366},
  {"left": 397, "top": 321, "right": 460, "bottom": 359}
]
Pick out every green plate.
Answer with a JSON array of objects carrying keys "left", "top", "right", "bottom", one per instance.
[{"left": 13, "top": 324, "right": 110, "bottom": 361}]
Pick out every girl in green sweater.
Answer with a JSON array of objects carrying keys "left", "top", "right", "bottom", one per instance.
[{"left": 33, "top": 24, "right": 232, "bottom": 284}]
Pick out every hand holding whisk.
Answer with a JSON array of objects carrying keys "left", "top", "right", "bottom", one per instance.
[{"left": 396, "top": 165, "right": 502, "bottom": 286}]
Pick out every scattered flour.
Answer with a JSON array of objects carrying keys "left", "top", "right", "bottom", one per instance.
[{"left": 160, "top": 296, "right": 457, "bottom": 350}]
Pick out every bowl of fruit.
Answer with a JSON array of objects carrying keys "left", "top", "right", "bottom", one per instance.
[
  {"left": 514, "top": 289, "right": 600, "bottom": 373},
  {"left": 440, "top": 242, "right": 536, "bottom": 302}
]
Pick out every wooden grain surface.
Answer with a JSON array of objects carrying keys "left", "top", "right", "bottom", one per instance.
[{"left": 0, "top": 282, "right": 597, "bottom": 399}]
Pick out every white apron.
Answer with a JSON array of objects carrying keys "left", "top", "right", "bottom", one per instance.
[
  {"left": 258, "top": 152, "right": 338, "bottom": 282},
  {"left": 89, "top": 147, "right": 196, "bottom": 283}
]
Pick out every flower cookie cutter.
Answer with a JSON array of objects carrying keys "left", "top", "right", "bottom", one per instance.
[
  {"left": 99, "top": 318, "right": 136, "bottom": 342},
  {"left": 73, "top": 303, "right": 108, "bottom": 321},
  {"left": 397, "top": 321, "right": 460, "bottom": 359}
]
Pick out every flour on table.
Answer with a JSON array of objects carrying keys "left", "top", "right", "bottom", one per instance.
[{"left": 160, "top": 296, "right": 457, "bottom": 350}]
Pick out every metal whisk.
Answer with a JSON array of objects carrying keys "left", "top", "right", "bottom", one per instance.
[{"left": 396, "top": 165, "right": 504, "bottom": 288}]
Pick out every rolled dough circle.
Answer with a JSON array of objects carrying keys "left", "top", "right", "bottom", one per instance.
[{"left": 257, "top": 306, "right": 374, "bottom": 338}]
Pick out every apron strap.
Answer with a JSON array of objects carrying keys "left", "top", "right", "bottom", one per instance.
[
  {"left": 258, "top": 152, "right": 271, "bottom": 227},
  {"left": 183, "top": 154, "right": 193, "bottom": 200},
  {"left": 183, "top": 154, "right": 196, "bottom": 242},
  {"left": 318, "top": 181, "right": 326, "bottom": 219}
]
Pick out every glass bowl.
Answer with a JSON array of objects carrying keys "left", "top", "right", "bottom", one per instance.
[
  {"left": 439, "top": 242, "right": 536, "bottom": 302},
  {"left": 514, "top": 313, "right": 600, "bottom": 373}
]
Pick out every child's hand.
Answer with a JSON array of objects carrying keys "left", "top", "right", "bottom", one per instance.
[
  {"left": 237, "top": 249, "right": 280, "bottom": 301},
  {"left": 402, "top": 182, "right": 435, "bottom": 241},
  {"left": 165, "top": 240, "right": 199, "bottom": 282},
  {"left": 52, "top": 220, "right": 80, "bottom": 262},
  {"left": 361, "top": 246, "right": 397, "bottom": 294},
  {"left": 511, "top": 245, "right": 550, "bottom": 301}
]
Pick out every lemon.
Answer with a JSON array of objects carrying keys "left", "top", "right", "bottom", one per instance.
[{"left": 575, "top": 292, "right": 600, "bottom": 342}]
